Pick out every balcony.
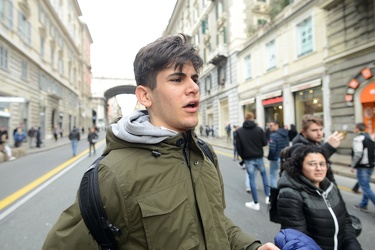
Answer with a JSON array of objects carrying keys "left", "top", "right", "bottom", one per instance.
[
  {"left": 216, "top": 13, "right": 227, "bottom": 29},
  {"left": 208, "top": 45, "right": 228, "bottom": 65}
]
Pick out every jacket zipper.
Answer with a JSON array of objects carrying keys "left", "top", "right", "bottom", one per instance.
[{"left": 317, "top": 183, "right": 338, "bottom": 250}]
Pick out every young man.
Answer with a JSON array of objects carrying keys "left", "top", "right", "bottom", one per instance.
[
  {"left": 290, "top": 114, "right": 343, "bottom": 158},
  {"left": 236, "top": 112, "right": 270, "bottom": 211},
  {"left": 68, "top": 126, "right": 80, "bottom": 157},
  {"left": 351, "top": 122, "right": 375, "bottom": 212},
  {"left": 267, "top": 121, "right": 289, "bottom": 188},
  {"left": 43, "top": 35, "right": 279, "bottom": 250}
]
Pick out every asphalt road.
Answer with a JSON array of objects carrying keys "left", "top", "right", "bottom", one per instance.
[{"left": 0, "top": 142, "right": 374, "bottom": 249}]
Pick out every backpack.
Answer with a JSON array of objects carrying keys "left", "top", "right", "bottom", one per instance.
[
  {"left": 268, "top": 146, "right": 291, "bottom": 224},
  {"left": 78, "top": 139, "right": 215, "bottom": 250},
  {"left": 268, "top": 187, "right": 280, "bottom": 223},
  {"left": 279, "top": 146, "right": 291, "bottom": 164}
]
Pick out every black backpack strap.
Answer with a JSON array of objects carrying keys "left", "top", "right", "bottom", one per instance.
[
  {"left": 197, "top": 139, "right": 214, "bottom": 163},
  {"left": 78, "top": 156, "right": 122, "bottom": 250}
]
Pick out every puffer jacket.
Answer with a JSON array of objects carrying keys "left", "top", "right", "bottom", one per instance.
[
  {"left": 43, "top": 111, "right": 262, "bottom": 250},
  {"left": 267, "top": 128, "right": 289, "bottom": 161},
  {"left": 274, "top": 228, "right": 322, "bottom": 250},
  {"left": 236, "top": 120, "right": 267, "bottom": 160},
  {"left": 277, "top": 172, "right": 361, "bottom": 250},
  {"left": 290, "top": 133, "right": 336, "bottom": 159}
]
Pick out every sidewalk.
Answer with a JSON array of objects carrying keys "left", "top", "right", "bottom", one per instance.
[{"left": 201, "top": 136, "right": 375, "bottom": 183}]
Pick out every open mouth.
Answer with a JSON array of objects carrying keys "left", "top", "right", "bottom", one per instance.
[{"left": 184, "top": 101, "right": 199, "bottom": 108}]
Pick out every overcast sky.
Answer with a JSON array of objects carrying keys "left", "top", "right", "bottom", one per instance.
[{"left": 77, "top": 0, "right": 177, "bottom": 79}]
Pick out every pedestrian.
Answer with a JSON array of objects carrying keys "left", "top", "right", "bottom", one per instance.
[
  {"left": 53, "top": 126, "right": 59, "bottom": 142},
  {"left": 68, "top": 126, "right": 80, "bottom": 157},
  {"left": 0, "top": 127, "right": 16, "bottom": 161},
  {"left": 59, "top": 127, "right": 63, "bottom": 138},
  {"left": 36, "top": 127, "right": 42, "bottom": 148},
  {"left": 288, "top": 124, "right": 298, "bottom": 144},
  {"left": 14, "top": 127, "right": 26, "bottom": 148},
  {"left": 199, "top": 124, "right": 204, "bottom": 136},
  {"left": 43, "top": 34, "right": 279, "bottom": 250},
  {"left": 236, "top": 112, "right": 270, "bottom": 211},
  {"left": 277, "top": 145, "right": 361, "bottom": 250},
  {"left": 232, "top": 125, "right": 240, "bottom": 161},
  {"left": 205, "top": 124, "right": 210, "bottom": 137},
  {"left": 87, "top": 127, "right": 98, "bottom": 157},
  {"left": 267, "top": 121, "right": 289, "bottom": 188},
  {"left": 265, "top": 122, "right": 271, "bottom": 141},
  {"left": 350, "top": 122, "right": 375, "bottom": 212},
  {"left": 28, "top": 126, "right": 36, "bottom": 148},
  {"left": 289, "top": 114, "right": 344, "bottom": 159},
  {"left": 225, "top": 123, "right": 231, "bottom": 142}
]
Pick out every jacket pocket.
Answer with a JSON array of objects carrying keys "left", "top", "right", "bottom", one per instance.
[{"left": 137, "top": 182, "right": 199, "bottom": 250}]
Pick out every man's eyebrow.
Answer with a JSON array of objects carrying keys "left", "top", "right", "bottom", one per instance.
[{"left": 169, "top": 72, "right": 199, "bottom": 78}]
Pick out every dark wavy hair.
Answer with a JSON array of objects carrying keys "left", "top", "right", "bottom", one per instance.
[
  {"left": 281, "top": 145, "right": 335, "bottom": 183},
  {"left": 133, "top": 34, "right": 204, "bottom": 90}
]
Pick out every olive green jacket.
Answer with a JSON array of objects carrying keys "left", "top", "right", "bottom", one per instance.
[{"left": 43, "top": 116, "right": 261, "bottom": 249}]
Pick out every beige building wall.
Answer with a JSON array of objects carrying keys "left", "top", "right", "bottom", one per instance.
[{"left": 0, "top": 0, "right": 91, "bottom": 143}]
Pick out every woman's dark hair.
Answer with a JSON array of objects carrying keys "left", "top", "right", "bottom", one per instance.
[
  {"left": 281, "top": 145, "right": 335, "bottom": 183},
  {"left": 133, "top": 34, "right": 204, "bottom": 90}
]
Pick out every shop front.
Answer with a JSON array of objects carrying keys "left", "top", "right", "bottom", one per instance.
[
  {"left": 360, "top": 82, "right": 375, "bottom": 134},
  {"left": 291, "top": 79, "right": 323, "bottom": 131},
  {"left": 261, "top": 90, "right": 283, "bottom": 127}
]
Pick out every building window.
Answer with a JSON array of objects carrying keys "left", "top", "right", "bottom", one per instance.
[
  {"left": 218, "top": 64, "right": 226, "bottom": 85},
  {"left": 244, "top": 55, "right": 252, "bottom": 80},
  {"left": 40, "top": 36, "right": 45, "bottom": 58},
  {"left": 50, "top": 47, "right": 55, "bottom": 68},
  {"left": 58, "top": 57, "right": 64, "bottom": 75},
  {"left": 21, "top": 60, "right": 28, "bottom": 80},
  {"left": 205, "top": 75, "right": 212, "bottom": 93},
  {"left": 297, "top": 16, "right": 313, "bottom": 56},
  {"left": 0, "top": 0, "right": 13, "bottom": 28},
  {"left": 266, "top": 39, "right": 276, "bottom": 70},
  {"left": 0, "top": 44, "right": 8, "bottom": 69},
  {"left": 18, "top": 11, "right": 31, "bottom": 44}
]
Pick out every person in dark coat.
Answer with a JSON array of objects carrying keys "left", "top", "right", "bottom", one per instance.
[
  {"left": 290, "top": 114, "right": 343, "bottom": 159},
  {"left": 267, "top": 121, "right": 289, "bottom": 187},
  {"left": 68, "top": 126, "right": 80, "bottom": 157},
  {"left": 36, "top": 127, "right": 42, "bottom": 148},
  {"left": 288, "top": 124, "right": 298, "bottom": 143},
  {"left": 236, "top": 112, "right": 269, "bottom": 211},
  {"left": 277, "top": 145, "right": 361, "bottom": 250}
]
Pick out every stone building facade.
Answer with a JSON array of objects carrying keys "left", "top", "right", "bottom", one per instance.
[{"left": 0, "top": 0, "right": 92, "bottom": 144}]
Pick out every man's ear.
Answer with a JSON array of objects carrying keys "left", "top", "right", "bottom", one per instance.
[{"left": 135, "top": 85, "right": 152, "bottom": 108}]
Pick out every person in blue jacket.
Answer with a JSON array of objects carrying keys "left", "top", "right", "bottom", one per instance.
[{"left": 267, "top": 120, "right": 289, "bottom": 187}]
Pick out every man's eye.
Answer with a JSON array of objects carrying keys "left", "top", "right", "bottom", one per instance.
[{"left": 171, "top": 78, "right": 182, "bottom": 82}]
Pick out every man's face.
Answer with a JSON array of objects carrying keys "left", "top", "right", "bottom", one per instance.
[
  {"left": 146, "top": 63, "right": 200, "bottom": 132},
  {"left": 302, "top": 123, "right": 323, "bottom": 143},
  {"left": 269, "top": 122, "right": 278, "bottom": 132}
]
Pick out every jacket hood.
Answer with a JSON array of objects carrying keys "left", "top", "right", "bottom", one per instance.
[
  {"left": 275, "top": 128, "right": 289, "bottom": 138},
  {"left": 242, "top": 120, "right": 257, "bottom": 129},
  {"left": 103, "top": 110, "right": 178, "bottom": 155}
]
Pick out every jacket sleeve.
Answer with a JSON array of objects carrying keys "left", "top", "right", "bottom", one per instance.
[
  {"left": 42, "top": 196, "right": 100, "bottom": 250},
  {"left": 43, "top": 165, "right": 127, "bottom": 250},
  {"left": 278, "top": 188, "right": 308, "bottom": 235},
  {"left": 321, "top": 142, "right": 337, "bottom": 159},
  {"left": 268, "top": 134, "right": 277, "bottom": 160},
  {"left": 236, "top": 131, "right": 244, "bottom": 159},
  {"left": 213, "top": 157, "right": 263, "bottom": 250},
  {"left": 351, "top": 136, "right": 364, "bottom": 167}
]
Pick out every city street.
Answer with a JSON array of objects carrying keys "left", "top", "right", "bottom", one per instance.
[{"left": 0, "top": 139, "right": 374, "bottom": 249}]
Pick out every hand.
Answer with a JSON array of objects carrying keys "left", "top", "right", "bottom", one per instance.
[
  {"left": 351, "top": 168, "right": 356, "bottom": 173},
  {"left": 327, "top": 131, "right": 344, "bottom": 148},
  {"left": 257, "top": 243, "right": 280, "bottom": 250}
]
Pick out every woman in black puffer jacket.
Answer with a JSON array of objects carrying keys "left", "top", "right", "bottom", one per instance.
[{"left": 277, "top": 146, "right": 361, "bottom": 250}]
